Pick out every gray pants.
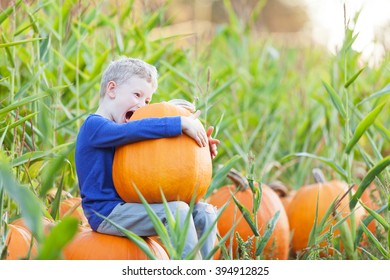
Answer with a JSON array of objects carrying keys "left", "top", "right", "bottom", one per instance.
[{"left": 96, "top": 201, "right": 217, "bottom": 259}]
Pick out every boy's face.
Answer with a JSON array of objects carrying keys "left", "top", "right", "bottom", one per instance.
[{"left": 106, "top": 76, "right": 154, "bottom": 123}]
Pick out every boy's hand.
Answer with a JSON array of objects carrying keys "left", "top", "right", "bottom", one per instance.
[
  {"left": 207, "top": 126, "right": 220, "bottom": 159},
  {"left": 181, "top": 111, "right": 208, "bottom": 148}
]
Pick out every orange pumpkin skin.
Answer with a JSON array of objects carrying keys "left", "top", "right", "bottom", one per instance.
[
  {"left": 5, "top": 224, "right": 38, "bottom": 260},
  {"left": 63, "top": 229, "right": 168, "bottom": 260},
  {"left": 58, "top": 197, "right": 89, "bottom": 226},
  {"left": 208, "top": 184, "right": 290, "bottom": 260},
  {"left": 287, "top": 180, "right": 365, "bottom": 255},
  {"left": 280, "top": 191, "right": 296, "bottom": 211},
  {"left": 11, "top": 217, "right": 54, "bottom": 235},
  {"left": 112, "top": 102, "right": 212, "bottom": 203}
]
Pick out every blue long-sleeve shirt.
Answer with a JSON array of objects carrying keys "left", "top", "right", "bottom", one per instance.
[{"left": 75, "top": 114, "right": 182, "bottom": 230}]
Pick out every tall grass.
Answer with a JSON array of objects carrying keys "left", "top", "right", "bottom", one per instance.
[{"left": 0, "top": 0, "right": 389, "bottom": 259}]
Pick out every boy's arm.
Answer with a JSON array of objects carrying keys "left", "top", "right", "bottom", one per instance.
[{"left": 85, "top": 115, "right": 182, "bottom": 148}]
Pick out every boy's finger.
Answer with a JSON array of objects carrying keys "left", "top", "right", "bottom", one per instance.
[
  {"left": 206, "top": 126, "right": 214, "bottom": 137},
  {"left": 192, "top": 110, "right": 201, "bottom": 119}
]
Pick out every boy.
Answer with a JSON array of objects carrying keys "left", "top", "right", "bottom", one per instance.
[{"left": 75, "top": 57, "right": 220, "bottom": 259}]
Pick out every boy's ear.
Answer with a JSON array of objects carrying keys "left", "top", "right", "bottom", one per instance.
[{"left": 106, "top": 81, "right": 117, "bottom": 99}]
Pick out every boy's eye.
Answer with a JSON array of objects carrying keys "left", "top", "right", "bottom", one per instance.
[{"left": 134, "top": 93, "right": 140, "bottom": 97}]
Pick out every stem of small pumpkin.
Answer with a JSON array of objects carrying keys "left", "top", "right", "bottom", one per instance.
[
  {"left": 269, "top": 181, "right": 289, "bottom": 198},
  {"left": 226, "top": 169, "right": 250, "bottom": 191}
]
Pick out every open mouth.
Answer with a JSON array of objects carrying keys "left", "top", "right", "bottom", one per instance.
[{"left": 125, "top": 111, "right": 134, "bottom": 122}]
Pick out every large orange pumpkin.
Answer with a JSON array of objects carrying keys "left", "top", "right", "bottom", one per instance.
[
  {"left": 112, "top": 102, "right": 212, "bottom": 203},
  {"left": 287, "top": 169, "right": 365, "bottom": 256},
  {"left": 63, "top": 229, "right": 169, "bottom": 260},
  {"left": 5, "top": 224, "right": 38, "bottom": 260},
  {"left": 207, "top": 170, "right": 290, "bottom": 260}
]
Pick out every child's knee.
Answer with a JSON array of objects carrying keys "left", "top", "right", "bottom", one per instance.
[
  {"left": 195, "top": 202, "right": 217, "bottom": 217},
  {"left": 168, "top": 201, "right": 190, "bottom": 216},
  {"left": 193, "top": 202, "right": 217, "bottom": 227}
]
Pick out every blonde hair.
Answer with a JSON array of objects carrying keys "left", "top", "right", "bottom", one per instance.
[{"left": 100, "top": 57, "right": 158, "bottom": 98}]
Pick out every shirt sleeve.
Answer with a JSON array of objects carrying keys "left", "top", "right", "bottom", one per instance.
[{"left": 84, "top": 115, "right": 182, "bottom": 148}]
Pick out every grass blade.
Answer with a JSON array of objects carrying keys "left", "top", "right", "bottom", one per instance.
[
  {"left": 359, "top": 201, "right": 389, "bottom": 230},
  {"left": 360, "top": 221, "right": 389, "bottom": 259},
  {"left": 232, "top": 194, "right": 259, "bottom": 236},
  {"left": 36, "top": 217, "right": 79, "bottom": 260},
  {"left": 322, "top": 80, "right": 346, "bottom": 119},
  {"left": 354, "top": 204, "right": 387, "bottom": 248},
  {"left": 0, "top": 38, "right": 44, "bottom": 48},
  {"left": 344, "top": 67, "right": 365, "bottom": 88},
  {"left": 350, "top": 155, "right": 390, "bottom": 209},
  {"left": 358, "top": 83, "right": 390, "bottom": 105},
  {"left": 345, "top": 102, "right": 386, "bottom": 154},
  {"left": 0, "top": 154, "right": 43, "bottom": 241},
  {"left": 0, "top": 94, "right": 47, "bottom": 118},
  {"left": 0, "top": 0, "right": 22, "bottom": 24},
  {"left": 281, "top": 152, "right": 348, "bottom": 180},
  {"left": 255, "top": 210, "right": 280, "bottom": 256}
]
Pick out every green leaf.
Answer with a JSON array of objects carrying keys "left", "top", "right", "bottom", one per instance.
[
  {"left": 350, "top": 155, "right": 390, "bottom": 209},
  {"left": 0, "top": 0, "right": 22, "bottom": 24},
  {"left": 232, "top": 194, "right": 259, "bottom": 236},
  {"left": 0, "top": 94, "right": 47, "bottom": 118},
  {"left": 359, "top": 201, "right": 389, "bottom": 230},
  {"left": 345, "top": 102, "right": 386, "bottom": 154},
  {"left": 360, "top": 221, "right": 389, "bottom": 259},
  {"left": 358, "top": 83, "right": 390, "bottom": 105},
  {"left": 0, "top": 112, "right": 38, "bottom": 133},
  {"left": 11, "top": 142, "right": 74, "bottom": 168},
  {"left": 354, "top": 204, "right": 386, "bottom": 248},
  {"left": 0, "top": 38, "right": 44, "bottom": 48},
  {"left": 344, "top": 67, "right": 365, "bottom": 88},
  {"left": 255, "top": 210, "right": 280, "bottom": 256},
  {"left": 36, "top": 217, "right": 79, "bottom": 260},
  {"left": 322, "top": 80, "right": 347, "bottom": 119},
  {"left": 132, "top": 185, "right": 174, "bottom": 257},
  {"left": 0, "top": 154, "right": 43, "bottom": 241},
  {"left": 39, "top": 142, "right": 75, "bottom": 198},
  {"left": 281, "top": 152, "right": 348, "bottom": 180}
]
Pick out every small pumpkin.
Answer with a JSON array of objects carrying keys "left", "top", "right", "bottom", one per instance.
[
  {"left": 112, "top": 102, "right": 212, "bottom": 203},
  {"left": 11, "top": 217, "right": 54, "bottom": 235},
  {"left": 207, "top": 169, "right": 290, "bottom": 260},
  {"left": 287, "top": 168, "right": 365, "bottom": 256},
  {"left": 4, "top": 224, "right": 38, "bottom": 260},
  {"left": 47, "top": 196, "right": 89, "bottom": 227},
  {"left": 63, "top": 229, "right": 169, "bottom": 260},
  {"left": 57, "top": 197, "right": 89, "bottom": 226}
]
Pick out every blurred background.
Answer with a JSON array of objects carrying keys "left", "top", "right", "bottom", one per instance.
[{"left": 144, "top": 0, "right": 389, "bottom": 65}]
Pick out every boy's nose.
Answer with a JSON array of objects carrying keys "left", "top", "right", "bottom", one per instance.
[{"left": 138, "top": 100, "right": 147, "bottom": 107}]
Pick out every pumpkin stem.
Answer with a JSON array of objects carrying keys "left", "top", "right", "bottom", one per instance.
[
  {"left": 269, "top": 181, "right": 289, "bottom": 197},
  {"left": 227, "top": 169, "right": 249, "bottom": 191},
  {"left": 312, "top": 168, "right": 326, "bottom": 184}
]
